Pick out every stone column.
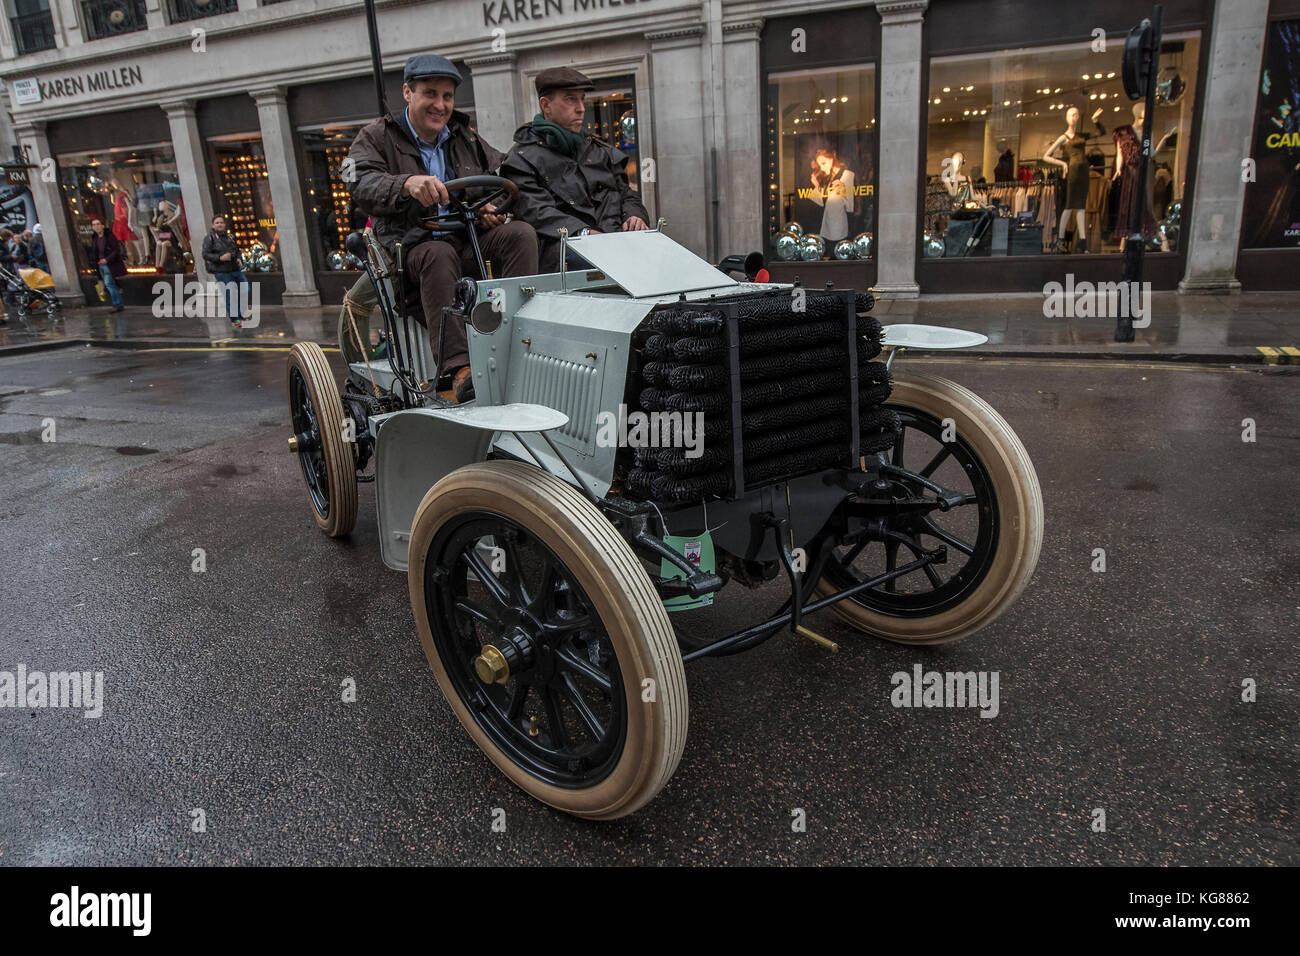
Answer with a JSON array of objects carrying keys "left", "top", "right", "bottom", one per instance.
[
  {"left": 721, "top": 18, "right": 764, "bottom": 256},
  {"left": 55, "top": 0, "right": 83, "bottom": 46},
  {"left": 0, "top": 9, "right": 15, "bottom": 58},
  {"left": 251, "top": 86, "right": 321, "bottom": 307},
  {"left": 1178, "top": 0, "right": 1269, "bottom": 294},
  {"left": 145, "top": 0, "right": 166, "bottom": 30},
  {"left": 875, "top": 0, "right": 928, "bottom": 298},
  {"left": 648, "top": 25, "right": 709, "bottom": 258},
  {"left": 13, "top": 121, "right": 82, "bottom": 302},
  {"left": 161, "top": 100, "right": 217, "bottom": 283},
  {"left": 464, "top": 53, "right": 520, "bottom": 155}
]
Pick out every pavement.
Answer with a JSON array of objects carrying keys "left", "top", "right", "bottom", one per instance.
[
  {"left": 0, "top": 347, "right": 1295, "bottom": 864},
  {"left": 2, "top": 289, "right": 1299, "bottom": 364}
]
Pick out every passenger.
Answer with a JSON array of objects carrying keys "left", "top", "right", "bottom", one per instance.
[
  {"left": 347, "top": 54, "right": 537, "bottom": 403},
  {"left": 501, "top": 67, "right": 650, "bottom": 273}
]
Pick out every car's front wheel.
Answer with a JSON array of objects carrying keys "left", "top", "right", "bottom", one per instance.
[{"left": 408, "top": 461, "right": 688, "bottom": 819}]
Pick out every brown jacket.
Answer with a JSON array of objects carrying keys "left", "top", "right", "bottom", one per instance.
[
  {"left": 500, "top": 124, "right": 649, "bottom": 270},
  {"left": 347, "top": 109, "right": 506, "bottom": 253}
]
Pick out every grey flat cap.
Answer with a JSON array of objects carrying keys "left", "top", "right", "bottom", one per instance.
[{"left": 404, "top": 54, "right": 463, "bottom": 87}]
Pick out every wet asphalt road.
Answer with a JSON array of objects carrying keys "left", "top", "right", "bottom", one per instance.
[{"left": 0, "top": 346, "right": 1295, "bottom": 866}]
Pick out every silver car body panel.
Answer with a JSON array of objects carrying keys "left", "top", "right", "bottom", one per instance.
[{"left": 372, "top": 403, "right": 569, "bottom": 572}]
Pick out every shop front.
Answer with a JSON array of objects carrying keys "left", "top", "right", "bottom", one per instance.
[
  {"left": 2, "top": 0, "right": 718, "bottom": 307},
  {"left": 1239, "top": 0, "right": 1300, "bottom": 289},
  {"left": 762, "top": 8, "right": 881, "bottom": 288},
  {"left": 916, "top": 0, "right": 1211, "bottom": 292},
  {"left": 46, "top": 105, "right": 197, "bottom": 305}
]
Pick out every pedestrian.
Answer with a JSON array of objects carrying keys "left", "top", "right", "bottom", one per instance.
[
  {"left": 29, "top": 225, "right": 49, "bottom": 272},
  {"left": 202, "top": 215, "right": 250, "bottom": 326},
  {"left": 9, "top": 228, "right": 31, "bottom": 266},
  {"left": 87, "top": 218, "right": 126, "bottom": 313}
]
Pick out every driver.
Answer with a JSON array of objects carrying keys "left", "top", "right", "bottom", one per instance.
[{"left": 348, "top": 54, "right": 537, "bottom": 402}]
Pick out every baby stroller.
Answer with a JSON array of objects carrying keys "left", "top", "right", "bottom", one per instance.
[{"left": 0, "top": 263, "right": 60, "bottom": 322}]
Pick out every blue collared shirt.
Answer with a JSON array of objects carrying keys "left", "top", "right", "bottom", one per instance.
[{"left": 402, "top": 108, "right": 452, "bottom": 217}]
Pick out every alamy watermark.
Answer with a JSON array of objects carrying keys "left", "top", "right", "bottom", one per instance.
[
  {"left": 152, "top": 275, "right": 261, "bottom": 327},
  {"left": 1042, "top": 274, "right": 1151, "bottom": 327},
  {"left": 890, "top": 664, "right": 999, "bottom": 718},
  {"left": 595, "top": 404, "right": 704, "bottom": 459},
  {"left": 1, "top": 664, "right": 103, "bottom": 718},
  {"left": 50, "top": 886, "right": 150, "bottom": 936}
]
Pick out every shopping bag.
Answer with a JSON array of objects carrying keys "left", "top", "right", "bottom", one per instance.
[
  {"left": 94, "top": 280, "right": 107, "bottom": 302},
  {"left": 19, "top": 267, "right": 54, "bottom": 290}
]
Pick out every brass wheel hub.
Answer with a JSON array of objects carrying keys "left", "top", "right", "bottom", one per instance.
[
  {"left": 474, "top": 645, "right": 510, "bottom": 684},
  {"left": 473, "top": 626, "right": 537, "bottom": 685}
]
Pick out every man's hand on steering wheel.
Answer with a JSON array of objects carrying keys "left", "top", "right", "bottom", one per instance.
[
  {"left": 402, "top": 174, "right": 449, "bottom": 207},
  {"left": 478, "top": 203, "right": 506, "bottom": 230},
  {"left": 416, "top": 176, "right": 519, "bottom": 234}
]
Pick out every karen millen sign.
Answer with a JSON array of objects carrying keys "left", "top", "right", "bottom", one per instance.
[
  {"left": 36, "top": 64, "right": 144, "bottom": 101},
  {"left": 483, "top": 0, "right": 653, "bottom": 27}
]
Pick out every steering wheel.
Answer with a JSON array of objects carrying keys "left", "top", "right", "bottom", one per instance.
[{"left": 418, "top": 175, "right": 519, "bottom": 235}]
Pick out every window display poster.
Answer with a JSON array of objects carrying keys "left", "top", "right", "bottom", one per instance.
[
  {"left": 1246, "top": 19, "right": 1300, "bottom": 248},
  {"left": 785, "top": 130, "right": 875, "bottom": 242},
  {"left": 0, "top": 184, "right": 37, "bottom": 233},
  {"left": 135, "top": 183, "right": 165, "bottom": 214}
]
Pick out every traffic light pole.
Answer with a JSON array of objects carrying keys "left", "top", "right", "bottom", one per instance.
[{"left": 1117, "top": 3, "right": 1163, "bottom": 342}]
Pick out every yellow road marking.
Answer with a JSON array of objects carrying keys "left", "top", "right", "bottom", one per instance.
[
  {"left": 908, "top": 357, "right": 1258, "bottom": 373},
  {"left": 1257, "top": 346, "right": 1281, "bottom": 364},
  {"left": 1281, "top": 346, "right": 1300, "bottom": 358}
]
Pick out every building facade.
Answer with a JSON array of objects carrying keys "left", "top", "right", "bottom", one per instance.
[{"left": 0, "top": 0, "right": 1291, "bottom": 304}]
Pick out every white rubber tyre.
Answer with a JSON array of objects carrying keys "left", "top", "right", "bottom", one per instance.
[
  {"left": 286, "top": 342, "right": 357, "bottom": 537},
  {"left": 408, "top": 461, "right": 688, "bottom": 819},
  {"left": 816, "top": 370, "right": 1043, "bottom": 644}
]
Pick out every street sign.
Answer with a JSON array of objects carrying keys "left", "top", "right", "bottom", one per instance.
[
  {"left": 11, "top": 78, "right": 41, "bottom": 106},
  {"left": 3, "top": 167, "right": 29, "bottom": 186}
]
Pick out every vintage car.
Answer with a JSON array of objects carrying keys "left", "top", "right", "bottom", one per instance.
[{"left": 285, "top": 176, "right": 1043, "bottom": 819}]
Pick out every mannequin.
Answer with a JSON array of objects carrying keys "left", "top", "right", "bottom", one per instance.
[
  {"left": 130, "top": 173, "right": 151, "bottom": 265},
  {"left": 994, "top": 140, "right": 1015, "bottom": 181},
  {"left": 1112, "top": 101, "right": 1171, "bottom": 251},
  {"left": 109, "top": 180, "right": 142, "bottom": 266},
  {"left": 942, "top": 151, "right": 990, "bottom": 205},
  {"left": 1044, "top": 107, "right": 1106, "bottom": 252},
  {"left": 941, "top": 151, "right": 993, "bottom": 255},
  {"left": 152, "top": 200, "right": 185, "bottom": 271}
]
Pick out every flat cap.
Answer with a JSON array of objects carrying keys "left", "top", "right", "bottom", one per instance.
[
  {"left": 536, "top": 67, "right": 594, "bottom": 96},
  {"left": 404, "top": 54, "right": 462, "bottom": 87}
]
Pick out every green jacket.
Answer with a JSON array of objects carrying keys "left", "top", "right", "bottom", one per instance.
[{"left": 500, "top": 123, "right": 649, "bottom": 270}]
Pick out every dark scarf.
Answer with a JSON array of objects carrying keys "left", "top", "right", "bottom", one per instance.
[{"left": 531, "top": 113, "right": 584, "bottom": 158}]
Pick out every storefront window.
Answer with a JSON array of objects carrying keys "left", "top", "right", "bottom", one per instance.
[
  {"left": 300, "top": 124, "right": 367, "bottom": 272},
  {"left": 57, "top": 143, "right": 194, "bottom": 274},
  {"left": 923, "top": 36, "right": 1198, "bottom": 259},
  {"left": 208, "top": 135, "right": 279, "bottom": 272},
  {"left": 582, "top": 79, "right": 639, "bottom": 193},
  {"left": 766, "top": 64, "right": 876, "bottom": 263},
  {"left": 1243, "top": 19, "right": 1300, "bottom": 249}
]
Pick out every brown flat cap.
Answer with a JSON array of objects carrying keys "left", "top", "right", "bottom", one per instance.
[{"left": 536, "top": 67, "right": 594, "bottom": 96}]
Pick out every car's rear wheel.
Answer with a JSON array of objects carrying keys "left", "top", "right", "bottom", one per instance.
[
  {"left": 286, "top": 341, "right": 357, "bottom": 537},
  {"left": 815, "top": 370, "right": 1042, "bottom": 644},
  {"left": 408, "top": 461, "right": 688, "bottom": 819}
]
